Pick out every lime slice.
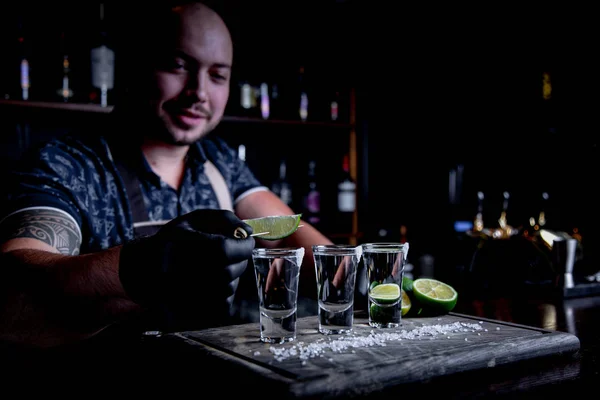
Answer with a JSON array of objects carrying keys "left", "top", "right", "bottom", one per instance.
[
  {"left": 370, "top": 283, "right": 400, "bottom": 304},
  {"left": 402, "top": 276, "right": 414, "bottom": 292},
  {"left": 243, "top": 214, "right": 302, "bottom": 240},
  {"left": 401, "top": 289, "right": 411, "bottom": 316},
  {"left": 412, "top": 278, "right": 458, "bottom": 312}
]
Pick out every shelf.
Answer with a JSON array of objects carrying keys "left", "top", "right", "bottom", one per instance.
[
  {"left": 0, "top": 99, "right": 114, "bottom": 113},
  {"left": 222, "top": 115, "right": 353, "bottom": 128},
  {"left": 0, "top": 100, "right": 354, "bottom": 128}
]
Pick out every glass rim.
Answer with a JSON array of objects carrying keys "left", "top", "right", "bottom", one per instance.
[
  {"left": 252, "top": 247, "right": 303, "bottom": 256},
  {"left": 361, "top": 242, "right": 408, "bottom": 251},
  {"left": 312, "top": 244, "right": 361, "bottom": 255}
]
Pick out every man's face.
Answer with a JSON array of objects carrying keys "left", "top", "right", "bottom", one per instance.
[{"left": 145, "top": 6, "right": 233, "bottom": 146}]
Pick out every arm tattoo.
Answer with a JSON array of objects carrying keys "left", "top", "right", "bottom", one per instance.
[{"left": 0, "top": 209, "right": 82, "bottom": 255}]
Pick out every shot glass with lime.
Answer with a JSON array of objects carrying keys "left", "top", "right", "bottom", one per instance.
[{"left": 362, "top": 242, "right": 409, "bottom": 328}]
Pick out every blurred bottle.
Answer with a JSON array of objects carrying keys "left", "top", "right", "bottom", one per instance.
[
  {"left": 271, "top": 159, "right": 293, "bottom": 207},
  {"left": 524, "top": 192, "right": 550, "bottom": 238},
  {"left": 336, "top": 154, "right": 356, "bottom": 235},
  {"left": 90, "top": 3, "right": 114, "bottom": 107},
  {"left": 495, "top": 191, "right": 514, "bottom": 239},
  {"left": 337, "top": 154, "right": 356, "bottom": 213},
  {"left": 16, "top": 16, "right": 30, "bottom": 101},
  {"left": 538, "top": 191, "right": 549, "bottom": 229},
  {"left": 269, "top": 82, "right": 281, "bottom": 119},
  {"left": 303, "top": 160, "right": 321, "bottom": 227},
  {"left": 330, "top": 90, "right": 340, "bottom": 122},
  {"left": 238, "top": 79, "right": 255, "bottom": 117},
  {"left": 298, "top": 66, "right": 308, "bottom": 121},
  {"left": 541, "top": 70, "right": 558, "bottom": 135},
  {"left": 259, "top": 82, "right": 270, "bottom": 119},
  {"left": 57, "top": 31, "right": 73, "bottom": 102},
  {"left": 239, "top": 79, "right": 251, "bottom": 113},
  {"left": 473, "top": 191, "right": 485, "bottom": 232}
]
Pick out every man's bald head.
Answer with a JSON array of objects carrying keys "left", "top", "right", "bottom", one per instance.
[{"left": 116, "top": 2, "right": 235, "bottom": 103}]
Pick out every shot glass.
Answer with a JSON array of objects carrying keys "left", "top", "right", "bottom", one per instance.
[
  {"left": 312, "top": 244, "right": 362, "bottom": 334},
  {"left": 362, "top": 242, "right": 409, "bottom": 328},
  {"left": 252, "top": 247, "right": 305, "bottom": 343}
]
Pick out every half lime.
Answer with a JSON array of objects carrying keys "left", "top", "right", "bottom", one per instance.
[{"left": 412, "top": 278, "right": 458, "bottom": 312}]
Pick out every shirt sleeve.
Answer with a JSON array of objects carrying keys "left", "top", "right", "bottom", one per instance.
[
  {"left": 1, "top": 140, "right": 84, "bottom": 230},
  {"left": 0, "top": 135, "right": 118, "bottom": 243}
]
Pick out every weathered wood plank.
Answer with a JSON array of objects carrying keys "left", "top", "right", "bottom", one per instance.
[{"left": 164, "top": 312, "right": 580, "bottom": 399}]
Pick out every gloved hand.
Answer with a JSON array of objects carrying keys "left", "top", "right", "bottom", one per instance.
[{"left": 118, "top": 209, "right": 255, "bottom": 331}]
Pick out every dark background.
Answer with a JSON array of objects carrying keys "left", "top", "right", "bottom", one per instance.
[{"left": 1, "top": 1, "right": 598, "bottom": 274}]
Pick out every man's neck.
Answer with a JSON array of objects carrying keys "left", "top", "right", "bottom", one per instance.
[{"left": 140, "top": 138, "right": 190, "bottom": 190}]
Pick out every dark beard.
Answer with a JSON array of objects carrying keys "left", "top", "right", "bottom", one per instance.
[{"left": 135, "top": 111, "right": 195, "bottom": 146}]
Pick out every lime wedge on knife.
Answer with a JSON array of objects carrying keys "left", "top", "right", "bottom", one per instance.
[{"left": 241, "top": 214, "right": 302, "bottom": 240}]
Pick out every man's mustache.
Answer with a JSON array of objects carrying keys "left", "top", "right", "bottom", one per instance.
[{"left": 165, "top": 101, "right": 213, "bottom": 119}]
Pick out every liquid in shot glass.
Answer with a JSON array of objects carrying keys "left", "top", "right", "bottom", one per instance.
[
  {"left": 252, "top": 247, "right": 304, "bottom": 344},
  {"left": 313, "top": 244, "right": 362, "bottom": 334}
]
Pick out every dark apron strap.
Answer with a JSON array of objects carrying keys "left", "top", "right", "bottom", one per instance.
[
  {"left": 114, "top": 163, "right": 154, "bottom": 235},
  {"left": 110, "top": 147, "right": 172, "bottom": 333},
  {"left": 109, "top": 142, "right": 163, "bottom": 238}
]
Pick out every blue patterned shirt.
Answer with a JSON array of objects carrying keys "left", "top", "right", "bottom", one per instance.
[{"left": 0, "top": 132, "right": 267, "bottom": 254}]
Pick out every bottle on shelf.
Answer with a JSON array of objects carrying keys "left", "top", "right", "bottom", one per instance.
[
  {"left": 524, "top": 191, "right": 549, "bottom": 239},
  {"left": 495, "top": 191, "right": 514, "bottom": 239},
  {"left": 90, "top": 3, "right": 114, "bottom": 107},
  {"left": 336, "top": 153, "right": 356, "bottom": 235},
  {"left": 541, "top": 70, "right": 558, "bottom": 135},
  {"left": 302, "top": 160, "right": 321, "bottom": 227},
  {"left": 239, "top": 79, "right": 252, "bottom": 115},
  {"left": 16, "top": 17, "right": 30, "bottom": 101},
  {"left": 473, "top": 191, "right": 485, "bottom": 232},
  {"left": 236, "top": 76, "right": 263, "bottom": 118},
  {"left": 330, "top": 90, "right": 339, "bottom": 122},
  {"left": 537, "top": 191, "right": 549, "bottom": 229},
  {"left": 269, "top": 82, "right": 281, "bottom": 119},
  {"left": 57, "top": 31, "right": 73, "bottom": 102},
  {"left": 298, "top": 66, "right": 308, "bottom": 122},
  {"left": 271, "top": 159, "right": 293, "bottom": 207},
  {"left": 337, "top": 154, "right": 356, "bottom": 211},
  {"left": 259, "top": 82, "right": 270, "bottom": 120}
]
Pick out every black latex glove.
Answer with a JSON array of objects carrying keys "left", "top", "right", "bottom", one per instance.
[{"left": 119, "top": 209, "right": 255, "bottom": 331}]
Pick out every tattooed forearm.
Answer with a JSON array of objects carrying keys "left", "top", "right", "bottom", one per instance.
[{"left": 0, "top": 208, "right": 82, "bottom": 255}]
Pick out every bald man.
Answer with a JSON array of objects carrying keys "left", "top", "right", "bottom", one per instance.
[{"left": 0, "top": 2, "right": 332, "bottom": 348}]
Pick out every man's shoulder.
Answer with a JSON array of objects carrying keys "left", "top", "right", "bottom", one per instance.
[
  {"left": 197, "top": 136, "right": 238, "bottom": 162},
  {"left": 25, "top": 130, "right": 110, "bottom": 161},
  {"left": 201, "top": 136, "right": 235, "bottom": 153}
]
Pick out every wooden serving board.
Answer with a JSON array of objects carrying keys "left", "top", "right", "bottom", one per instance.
[{"left": 161, "top": 313, "right": 580, "bottom": 399}]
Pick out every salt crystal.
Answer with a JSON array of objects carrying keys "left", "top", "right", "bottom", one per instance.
[{"left": 265, "top": 321, "right": 484, "bottom": 362}]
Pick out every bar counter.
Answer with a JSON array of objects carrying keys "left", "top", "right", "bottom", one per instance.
[{"left": 3, "top": 287, "right": 599, "bottom": 398}]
